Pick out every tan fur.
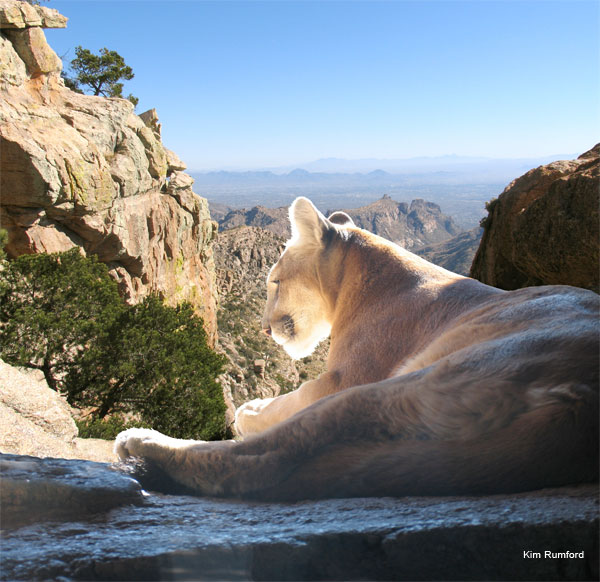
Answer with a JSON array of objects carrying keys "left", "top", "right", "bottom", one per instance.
[{"left": 116, "top": 197, "right": 599, "bottom": 500}]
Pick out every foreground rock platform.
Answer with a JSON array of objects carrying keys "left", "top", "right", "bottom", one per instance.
[
  {"left": 1, "top": 454, "right": 598, "bottom": 581},
  {"left": 0, "top": 454, "right": 144, "bottom": 528}
]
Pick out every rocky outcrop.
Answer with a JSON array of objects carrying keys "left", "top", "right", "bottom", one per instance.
[
  {"left": 214, "top": 227, "right": 328, "bottom": 422},
  {"left": 0, "top": 1, "right": 66, "bottom": 28},
  {"left": 214, "top": 195, "right": 462, "bottom": 251},
  {"left": 342, "top": 195, "right": 463, "bottom": 250},
  {"left": 0, "top": 0, "right": 218, "bottom": 341},
  {"left": 0, "top": 359, "right": 115, "bottom": 462},
  {"left": 471, "top": 146, "right": 599, "bottom": 292},
  {"left": 2, "top": 454, "right": 598, "bottom": 581},
  {"left": 216, "top": 204, "right": 290, "bottom": 236}
]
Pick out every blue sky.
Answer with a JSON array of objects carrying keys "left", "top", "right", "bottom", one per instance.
[{"left": 46, "top": 1, "right": 599, "bottom": 171}]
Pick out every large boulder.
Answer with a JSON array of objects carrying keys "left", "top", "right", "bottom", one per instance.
[
  {"left": 0, "top": 0, "right": 218, "bottom": 342},
  {"left": 470, "top": 145, "right": 599, "bottom": 292},
  {"left": 0, "top": 359, "right": 115, "bottom": 462}
]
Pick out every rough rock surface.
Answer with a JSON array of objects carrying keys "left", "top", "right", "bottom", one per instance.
[
  {"left": 471, "top": 145, "right": 599, "bottom": 292},
  {"left": 214, "top": 227, "right": 328, "bottom": 424},
  {"left": 0, "top": 0, "right": 218, "bottom": 341},
  {"left": 214, "top": 195, "right": 462, "bottom": 251},
  {"left": 217, "top": 204, "right": 290, "bottom": 237},
  {"left": 0, "top": 453, "right": 143, "bottom": 528},
  {"left": 1, "top": 453, "right": 598, "bottom": 581},
  {"left": 0, "top": 0, "right": 67, "bottom": 29},
  {"left": 0, "top": 359, "right": 115, "bottom": 462}
]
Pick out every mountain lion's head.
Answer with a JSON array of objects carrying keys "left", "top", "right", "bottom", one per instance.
[{"left": 261, "top": 197, "right": 354, "bottom": 359}]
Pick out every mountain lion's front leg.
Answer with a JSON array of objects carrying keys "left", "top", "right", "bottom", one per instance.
[
  {"left": 115, "top": 428, "right": 237, "bottom": 495},
  {"left": 234, "top": 370, "right": 341, "bottom": 436}
]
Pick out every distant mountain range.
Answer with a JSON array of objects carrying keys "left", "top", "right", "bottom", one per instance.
[
  {"left": 194, "top": 153, "right": 575, "bottom": 176},
  {"left": 193, "top": 153, "right": 575, "bottom": 181},
  {"left": 192, "top": 153, "right": 576, "bottom": 230}
]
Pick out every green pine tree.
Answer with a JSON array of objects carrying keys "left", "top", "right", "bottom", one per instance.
[{"left": 63, "top": 46, "right": 139, "bottom": 107}]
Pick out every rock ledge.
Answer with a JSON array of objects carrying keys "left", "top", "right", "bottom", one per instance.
[{"left": 1, "top": 454, "right": 597, "bottom": 581}]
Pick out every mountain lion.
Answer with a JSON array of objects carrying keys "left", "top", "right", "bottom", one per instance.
[{"left": 116, "top": 197, "right": 598, "bottom": 500}]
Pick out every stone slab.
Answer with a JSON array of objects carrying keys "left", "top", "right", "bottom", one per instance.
[
  {"left": 0, "top": 454, "right": 144, "bottom": 528},
  {"left": 1, "top": 455, "right": 598, "bottom": 581}
]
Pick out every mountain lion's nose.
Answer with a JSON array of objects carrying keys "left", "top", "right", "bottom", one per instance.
[{"left": 263, "top": 326, "right": 272, "bottom": 336}]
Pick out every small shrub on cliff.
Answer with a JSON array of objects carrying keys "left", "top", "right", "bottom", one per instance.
[
  {"left": 0, "top": 229, "right": 8, "bottom": 261},
  {"left": 63, "top": 46, "right": 139, "bottom": 107},
  {"left": 0, "top": 250, "right": 226, "bottom": 440},
  {"left": 480, "top": 197, "right": 499, "bottom": 228}
]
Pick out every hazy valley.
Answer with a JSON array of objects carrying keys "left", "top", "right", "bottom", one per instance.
[{"left": 191, "top": 153, "right": 574, "bottom": 230}]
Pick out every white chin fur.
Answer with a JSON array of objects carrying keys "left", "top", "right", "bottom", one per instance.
[
  {"left": 283, "top": 341, "right": 317, "bottom": 360},
  {"left": 280, "top": 323, "right": 331, "bottom": 360}
]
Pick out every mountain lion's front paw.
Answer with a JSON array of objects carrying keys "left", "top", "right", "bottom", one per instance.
[
  {"left": 114, "top": 428, "right": 163, "bottom": 460},
  {"left": 234, "top": 397, "right": 275, "bottom": 437}
]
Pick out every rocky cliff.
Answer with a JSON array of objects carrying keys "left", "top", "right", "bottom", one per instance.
[
  {"left": 214, "top": 195, "right": 462, "bottom": 251},
  {"left": 0, "top": 1, "right": 218, "bottom": 341},
  {"left": 471, "top": 145, "right": 599, "bottom": 292}
]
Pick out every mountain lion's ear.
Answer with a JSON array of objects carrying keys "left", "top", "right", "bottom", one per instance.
[
  {"left": 289, "top": 197, "right": 330, "bottom": 247},
  {"left": 328, "top": 211, "right": 354, "bottom": 227}
]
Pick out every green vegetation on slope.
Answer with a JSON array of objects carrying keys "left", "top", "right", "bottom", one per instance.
[{"left": 0, "top": 249, "right": 226, "bottom": 440}]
